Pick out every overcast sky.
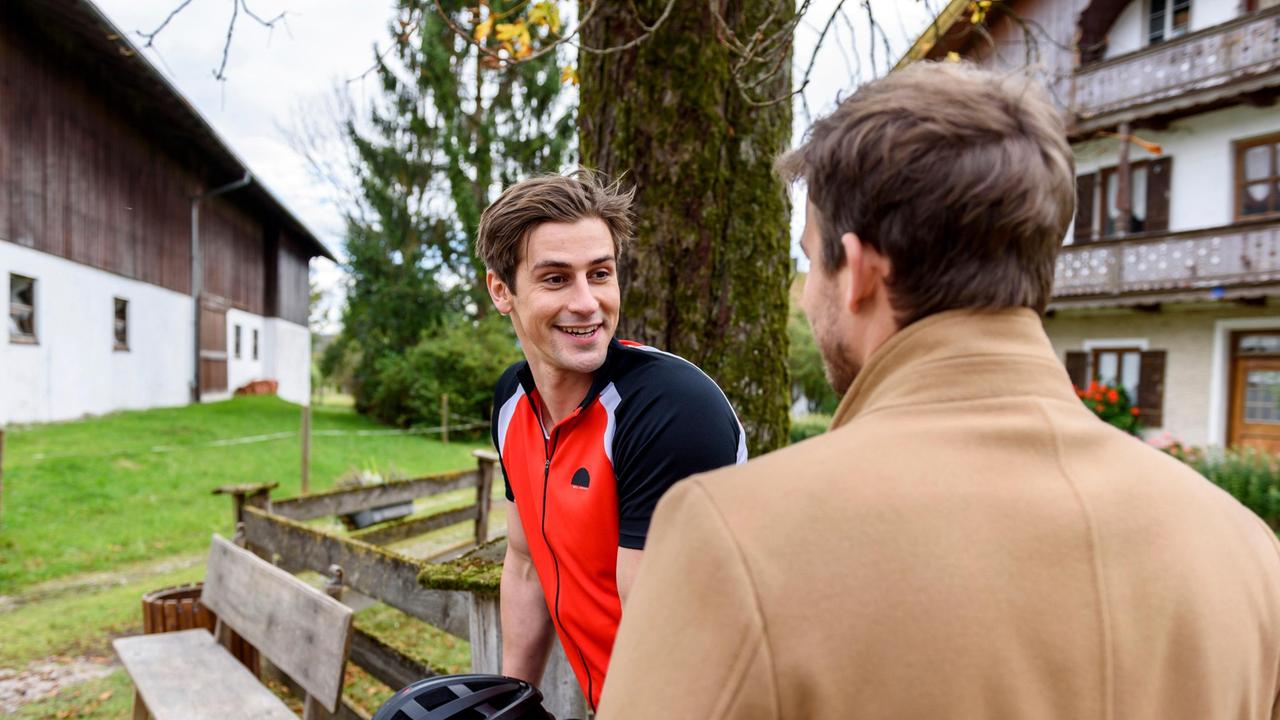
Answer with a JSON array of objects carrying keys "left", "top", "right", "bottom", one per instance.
[{"left": 91, "top": 0, "right": 934, "bottom": 330}]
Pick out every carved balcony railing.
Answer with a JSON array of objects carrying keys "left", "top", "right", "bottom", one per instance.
[
  {"left": 1053, "top": 218, "right": 1280, "bottom": 302},
  {"left": 1072, "top": 6, "right": 1280, "bottom": 131}
]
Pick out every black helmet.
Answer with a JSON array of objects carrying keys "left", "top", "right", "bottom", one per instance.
[{"left": 372, "top": 674, "right": 555, "bottom": 720}]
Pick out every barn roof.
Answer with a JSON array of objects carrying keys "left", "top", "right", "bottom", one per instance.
[{"left": 6, "top": 0, "right": 336, "bottom": 262}]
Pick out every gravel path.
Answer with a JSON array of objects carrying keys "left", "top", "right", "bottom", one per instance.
[{"left": 0, "top": 656, "right": 116, "bottom": 714}]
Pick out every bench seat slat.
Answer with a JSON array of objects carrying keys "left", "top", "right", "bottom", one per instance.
[{"left": 113, "top": 630, "right": 296, "bottom": 720}]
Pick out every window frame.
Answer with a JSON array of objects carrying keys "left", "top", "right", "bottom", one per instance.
[
  {"left": 1234, "top": 131, "right": 1280, "bottom": 222},
  {"left": 252, "top": 328, "right": 259, "bottom": 361},
  {"left": 9, "top": 273, "right": 37, "bottom": 345},
  {"left": 113, "top": 297, "right": 129, "bottom": 352},
  {"left": 234, "top": 324, "right": 242, "bottom": 360},
  {"left": 1076, "top": 158, "right": 1166, "bottom": 242},
  {"left": 1090, "top": 346, "right": 1145, "bottom": 400},
  {"left": 1147, "top": 0, "right": 1191, "bottom": 45}
]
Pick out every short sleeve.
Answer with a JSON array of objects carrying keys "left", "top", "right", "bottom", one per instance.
[
  {"left": 491, "top": 364, "right": 523, "bottom": 502},
  {"left": 612, "top": 364, "right": 744, "bottom": 549}
]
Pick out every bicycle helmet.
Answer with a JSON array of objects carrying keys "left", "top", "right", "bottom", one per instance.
[{"left": 372, "top": 674, "right": 555, "bottom": 720}]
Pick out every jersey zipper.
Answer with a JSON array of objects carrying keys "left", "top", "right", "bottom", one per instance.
[{"left": 532, "top": 397, "right": 597, "bottom": 710}]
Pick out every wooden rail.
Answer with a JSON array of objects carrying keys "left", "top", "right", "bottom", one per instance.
[{"left": 229, "top": 449, "right": 588, "bottom": 719}]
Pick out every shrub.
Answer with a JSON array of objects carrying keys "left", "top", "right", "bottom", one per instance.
[
  {"left": 1074, "top": 380, "right": 1142, "bottom": 436},
  {"left": 1176, "top": 446, "right": 1280, "bottom": 530},
  {"left": 790, "top": 414, "right": 831, "bottom": 444},
  {"left": 363, "top": 313, "right": 523, "bottom": 433}
]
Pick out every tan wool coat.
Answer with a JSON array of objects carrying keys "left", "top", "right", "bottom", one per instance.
[{"left": 597, "top": 309, "right": 1280, "bottom": 720}]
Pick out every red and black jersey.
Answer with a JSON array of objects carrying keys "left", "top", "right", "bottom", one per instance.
[{"left": 491, "top": 338, "right": 746, "bottom": 709}]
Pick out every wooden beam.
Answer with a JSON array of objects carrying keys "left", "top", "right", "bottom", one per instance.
[
  {"left": 350, "top": 628, "right": 438, "bottom": 691},
  {"left": 349, "top": 506, "right": 479, "bottom": 547},
  {"left": 473, "top": 450, "right": 496, "bottom": 546},
  {"left": 241, "top": 507, "right": 473, "bottom": 640},
  {"left": 269, "top": 470, "right": 478, "bottom": 521}
]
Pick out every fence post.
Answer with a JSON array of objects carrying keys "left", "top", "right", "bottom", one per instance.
[
  {"left": 300, "top": 405, "right": 312, "bottom": 495},
  {"left": 473, "top": 450, "right": 496, "bottom": 546},
  {"left": 441, "top": 394, "right": 450, "bottom": 444}
]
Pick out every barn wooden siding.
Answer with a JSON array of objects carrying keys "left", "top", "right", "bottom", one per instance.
[{"left": 0, "top": 9, "right": 313, "bottom": 324}]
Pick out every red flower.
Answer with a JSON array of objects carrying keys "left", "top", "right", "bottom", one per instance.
[
  {"left": 1130, "top": 407, "right": 1141, "bottom": 416},
  {"left": 1095, "top": 403, "right": 1105, "bottom": 412},
  {"left": 1107, "top": 390, "right": 1119, "bottom": 403}
]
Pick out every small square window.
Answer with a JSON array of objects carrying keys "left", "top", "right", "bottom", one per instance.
[
  {"left": 234, "top": 324, "right": 242, "bottom": 359},
  {"left": 114, "top": 298, "right": 129, "bottom": 351},
  {"left": 252, "top": 328, "right": 259, "bottom": 361},
  {"left": 9, "top": 274, "right": 36, "bottom": 343}
]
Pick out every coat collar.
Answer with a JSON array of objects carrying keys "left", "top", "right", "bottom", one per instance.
[{"left": 830, "top": 308, "right": 1079, "bottom": 429}]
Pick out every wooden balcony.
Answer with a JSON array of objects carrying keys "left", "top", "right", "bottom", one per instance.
[
  {"left": 1072, "top": 6, "right": 1280, "bottom": 133},
  {"left": 1053, "top": 218, "right": 1280, "bottom": 306}
]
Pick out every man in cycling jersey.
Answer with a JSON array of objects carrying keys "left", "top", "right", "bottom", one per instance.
[{"left": 475, "top": 170, "right": 747, "bottom": 711}]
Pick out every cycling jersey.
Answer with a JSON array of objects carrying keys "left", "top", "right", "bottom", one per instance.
[{"left": 492, "top": 338, "right": 746, "bottom": 709}]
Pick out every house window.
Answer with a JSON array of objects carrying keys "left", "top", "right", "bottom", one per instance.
[
  {"left": 234, "top": 324, "right": 242, "bottom": 359},
  {"left": 1074, "top": 158, "right": 1171, "bottom": 243},
  {"left": 252, "top": 329, "right": 259, "bottom": 361},
  {"left": 1065, "top": 348, "right": 1166, "bottom": 427},
  {"left": 1148, "top": 0, "right": 1190, "bottom": 45},
  {"left": 1236, "top": 133, "right": 1280, "bottom": 220},
  {"left": 1091, "top": 347, "right": 1143, "bottom": 401},
  {"left": 114, "top": 298, "right": 128, "bottom": 351},
  {"left": 9, "top": 274, "right": 36, "bottom": 343}
]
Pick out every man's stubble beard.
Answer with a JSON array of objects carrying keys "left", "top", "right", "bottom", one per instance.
[{"left": 823, "top": 335, "right": 860, "bottom": 398}]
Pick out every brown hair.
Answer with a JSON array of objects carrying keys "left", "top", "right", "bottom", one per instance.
[
  {"left": 778, "top": 61, "right": 1075, "bottom": 326},
  {"left": 475, "top": 170, "right": 635, "bottom": 291}
]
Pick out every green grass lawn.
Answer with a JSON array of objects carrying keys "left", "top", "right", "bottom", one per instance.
[{"left": 0, "top": 395, "right": 485, "bottom": 593}]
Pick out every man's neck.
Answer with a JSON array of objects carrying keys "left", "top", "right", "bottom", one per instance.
[{"left": 529, "top": 365, "right": 594, "bottom": 428}]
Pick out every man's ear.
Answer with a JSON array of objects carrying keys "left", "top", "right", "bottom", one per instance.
[
  {"left": 840, "top": 232, "right": 889, "bottom": 313},
  {"left": 487, "top": 270, "right": 514, "bottom": 315}
]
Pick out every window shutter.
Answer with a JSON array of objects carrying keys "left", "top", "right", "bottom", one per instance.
[
  {"left": 1138, "top": 350, "right": 1166, "bottom": 428},
  {"left": 1075, "top": 173, "right": 1096, "bottom": 242},
  {"left": 1146, "top": 157, "right": 1171, "bottom": 232},
  {"left": 1065, "top": 351, "right": 1089, "bottom": 389}
]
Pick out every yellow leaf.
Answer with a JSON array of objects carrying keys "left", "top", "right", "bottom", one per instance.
[
  {"left": 529, "top": 2, "right": 561, "bottom": 33},
  {"left": 946, "top": 51, "right": 961, "bottom": 62},
  {"left": 474, "top": 17, "right": 494, "bottom": 43},
  {"left": 560, "top": 65, "right": 578, "bottom": 86},
  {"left": 494, "top": 20, "right": 524, "bottom": 43},
  {"left": 99, "top": 691, "right": 114, "bottom": 701}
]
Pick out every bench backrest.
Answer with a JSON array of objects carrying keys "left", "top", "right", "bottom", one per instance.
[{"left": 202, "top": 534, "right": 353, "bottom": 713}]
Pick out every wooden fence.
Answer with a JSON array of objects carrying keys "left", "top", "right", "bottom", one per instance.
[{"left": 225, "top": 450, "right": 588, "bottom": 719}]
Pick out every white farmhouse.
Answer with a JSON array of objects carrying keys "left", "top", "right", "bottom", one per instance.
[
  {"left": 0, "top": 0, "right": 335, "bottom": 425},
  {"left": 905, "top": 0, "right": 1280, "bottom": 451}
]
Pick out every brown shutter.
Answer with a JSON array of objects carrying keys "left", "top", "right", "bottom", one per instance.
[
  {"left": 1138, "top": 350, "right": 1166, "bottom": 428},
  {"left": 1146, "top": 158, "right": 1171, "bottom": 232},
  {"left": 1075, "top": 173, "right": 1096, "bottom": 243},
  {"left": 1065, "top": 351, "right": 1089, "bottom": 390}
]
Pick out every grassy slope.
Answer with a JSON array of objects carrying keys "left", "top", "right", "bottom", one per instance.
[{"left": 0, "top": 395, "right": 485, "bottom": 592}]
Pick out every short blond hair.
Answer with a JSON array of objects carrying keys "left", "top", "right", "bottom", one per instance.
[
  {"left": 778, "top": 62, "right": 1075, "bottom": 325},
  {"left": 476, "top": 170, "right": 635, "bottom": 291}
]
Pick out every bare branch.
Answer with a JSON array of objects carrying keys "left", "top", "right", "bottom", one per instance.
[
  {"left": 136, "top": 0, "right": 198, "bottom": 48},
  {"left": 214, "top": 0, "right": 240, "bottom": 81}
]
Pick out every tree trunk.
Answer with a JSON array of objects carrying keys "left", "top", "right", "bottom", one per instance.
[{"left": 579, "top": 0, "right": 793, "bottom": 455}]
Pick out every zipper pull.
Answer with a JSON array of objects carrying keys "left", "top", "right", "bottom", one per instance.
[{"left": 544, "top": 459, "right": 551, "bottom": 474}]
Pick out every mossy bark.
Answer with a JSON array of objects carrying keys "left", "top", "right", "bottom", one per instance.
[{"left": 579, "top": 0, "right": 793, "bottom": 455}]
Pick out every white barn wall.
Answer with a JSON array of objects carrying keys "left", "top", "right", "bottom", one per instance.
[
  {"left": 1072, "top": 104, "right": 1280, "bottom": 236},
  {"left": 220, "top": 310, "right": 311, "bottom": 405},
  {"left": 1, "top": 241, "right": 193, "bottom": 425},
  {"left": 225, "top": 308, "right": 267, "bottom": 397},
  {"left": 265, "top": 318, "right": 311, "bottom": 406}
]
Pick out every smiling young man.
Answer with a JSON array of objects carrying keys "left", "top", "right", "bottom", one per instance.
[{"left": 476, "top": 171, "right": 747, "bottom": 711}]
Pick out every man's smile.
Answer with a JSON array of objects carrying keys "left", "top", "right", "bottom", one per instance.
[{"left": 556, "top": 323, "right": 603, "bottom": 339}]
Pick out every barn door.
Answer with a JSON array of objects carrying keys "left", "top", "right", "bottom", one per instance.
[{"left": 199, "top": 295, "right": 228, "bottom": 396}]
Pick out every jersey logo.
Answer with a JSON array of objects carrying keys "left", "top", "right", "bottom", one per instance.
[{"left": 571, "top": 467, "right": 591, "bottom": 489}]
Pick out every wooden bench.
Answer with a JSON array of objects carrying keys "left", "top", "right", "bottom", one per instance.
[{"left": 114, "top": 534, "right": 354, "bottom": 720}]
